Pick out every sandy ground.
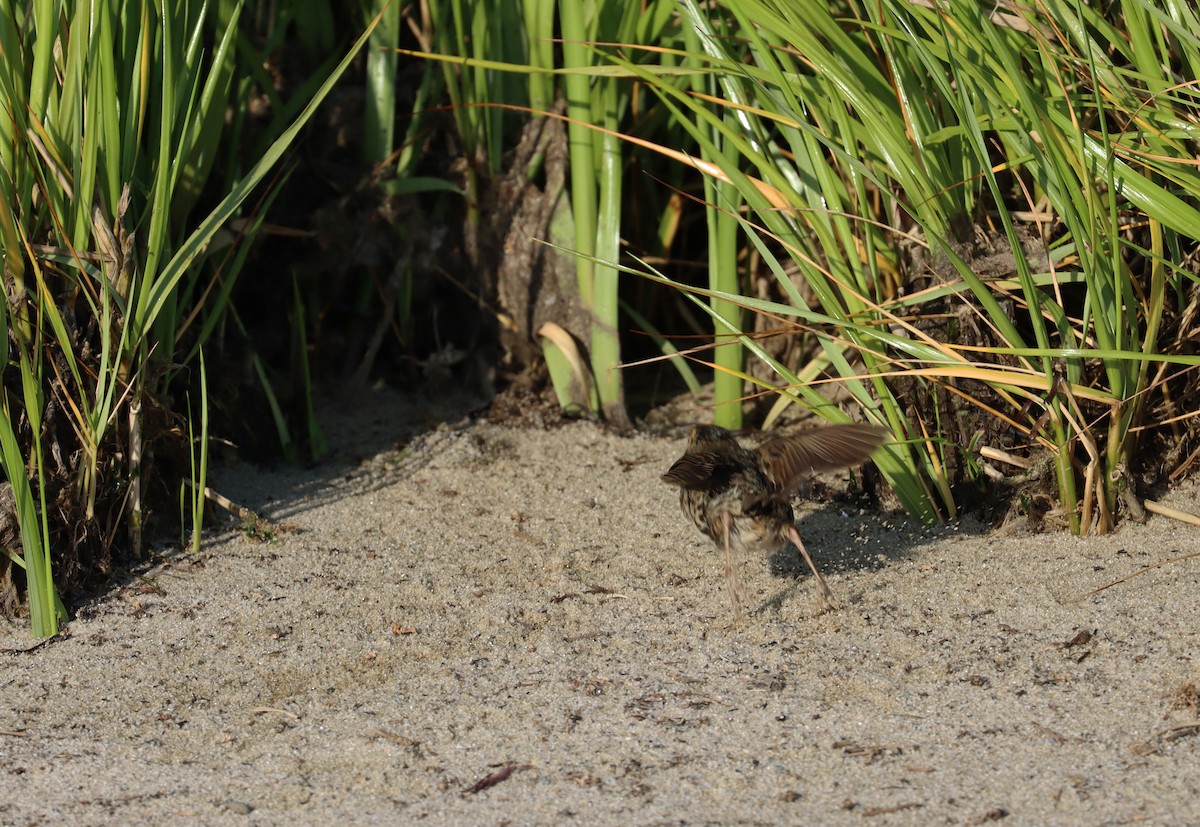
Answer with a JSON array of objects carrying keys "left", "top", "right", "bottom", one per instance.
[{"left": 1, "top": 386, "right": 1199, "bottom": 826}]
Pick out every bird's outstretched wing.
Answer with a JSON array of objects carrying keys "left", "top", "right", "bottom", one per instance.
[
  {"left": 662, "top": 451, "right": 735, "bottom": 489},
  {"left": 756, "top": 423, "right": 889, "bottom": 494}
]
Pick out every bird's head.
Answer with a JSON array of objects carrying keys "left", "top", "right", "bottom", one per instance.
[{"left": 686, "top": 424, "right": 738, "bottom": 452}]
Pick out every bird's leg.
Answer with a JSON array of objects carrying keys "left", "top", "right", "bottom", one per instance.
[
  {"left": 785, "top": 525, "right": 838, "bottom": 613},
  {"left": 720, "top": 512, "right": 746, "bottom": 617}
]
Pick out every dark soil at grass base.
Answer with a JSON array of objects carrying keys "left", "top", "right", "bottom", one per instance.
[{"left": 1, "top": 384, "right": 1198, "bottom": 826}]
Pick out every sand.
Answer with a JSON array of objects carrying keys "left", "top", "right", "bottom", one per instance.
[{"left": 1, "top": 386, "right": 1198, "bottom": 826}]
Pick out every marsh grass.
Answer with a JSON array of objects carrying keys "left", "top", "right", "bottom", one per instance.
[
  {"left": 8, "top": 0, "right": 1200, "bottom": 634},
  {"left": 0, "top": 2, "right": 375, "bottom": 634},
  {"left": 413, "top": 0, "right": 1200, "bottom": 532}
]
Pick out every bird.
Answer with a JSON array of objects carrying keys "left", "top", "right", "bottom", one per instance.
[{"left": 661, "top": 422, "right": 889, "bottom": 616}]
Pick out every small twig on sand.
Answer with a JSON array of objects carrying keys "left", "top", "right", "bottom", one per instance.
[{"left": 463, "top": 763, "right": 532, "bottom": 795}]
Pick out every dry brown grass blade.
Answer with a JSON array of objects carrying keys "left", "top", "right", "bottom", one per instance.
[
  {"left": 538, "top": 321, "right": 596, "bottom": 413},
  {"left": 1142, "top": 499, "right": 1200, "bottom": 527},
  {"left": 1077, "top": 548, "right": 1200, "bottom": 600}
]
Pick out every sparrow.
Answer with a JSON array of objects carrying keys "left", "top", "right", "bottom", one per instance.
[{"left": 662, "top": 422, "right": 889, "bottom": 615}]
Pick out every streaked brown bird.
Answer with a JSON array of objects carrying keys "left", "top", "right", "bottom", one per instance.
[{"left": 662, "top": 423, "right": 889, "bottom": 616}]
